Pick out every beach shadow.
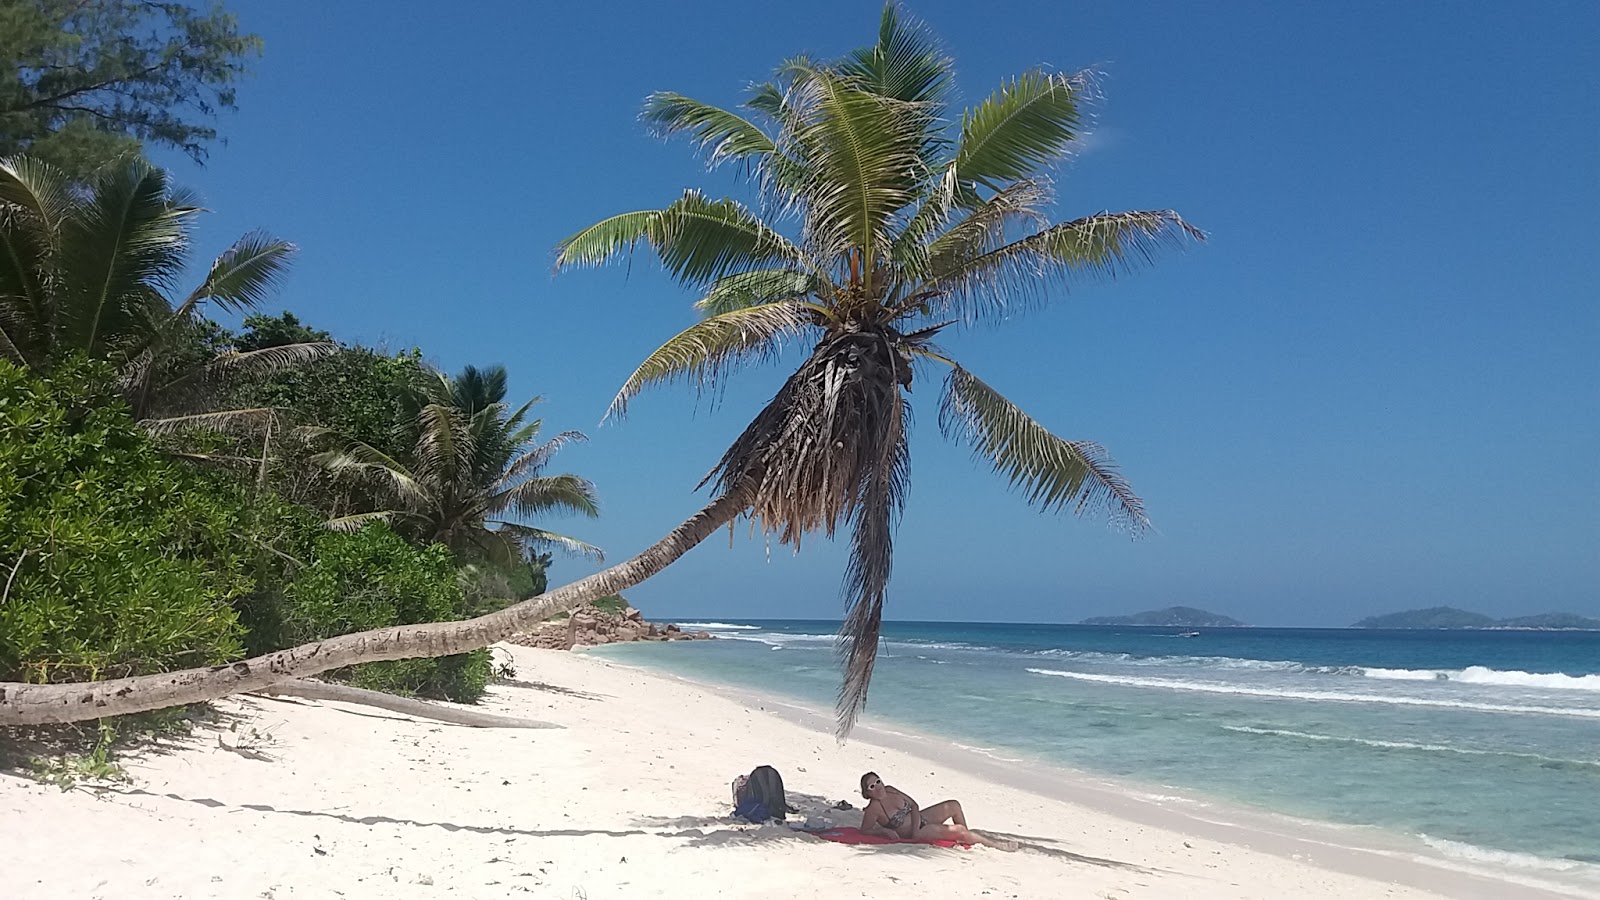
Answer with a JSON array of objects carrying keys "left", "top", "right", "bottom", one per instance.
[
  {"left": 0, "top": 704, "right": 249, "bottom": 778},
  {"left": 493, "top": 678, "right": 606, "bottom": 701},
  {"left": 91, "top": 785, "right": 1152, "bottom": 874}
]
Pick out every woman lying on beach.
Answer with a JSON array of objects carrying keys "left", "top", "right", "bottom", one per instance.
[{"left": 858, "top": 772, "right": 1017, "bottom": 850}]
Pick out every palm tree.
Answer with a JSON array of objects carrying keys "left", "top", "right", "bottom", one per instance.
[
  {"left": 0, "top": 155, "right": 332, "bottom": 434},
  {"left": 552, "top": 4, "right": 1201, "bottom": 728},
  {"left": 312, "top": 364, "right": 603, "bottom": 565},
  {"left": 0, "top": 7, "right": 1197, "bottom": 728}
]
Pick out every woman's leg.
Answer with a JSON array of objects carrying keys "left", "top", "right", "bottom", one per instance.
[
  {"left": 913, "top": 821, "right": 1018, "bottom": 851},
  {"left": 919, "top": 799, "right": 967, "bottom": 827}
]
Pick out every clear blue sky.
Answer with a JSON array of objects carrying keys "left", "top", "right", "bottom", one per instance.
[{"left": 157, "top": 1, "right": 1598, "bottom": 626}]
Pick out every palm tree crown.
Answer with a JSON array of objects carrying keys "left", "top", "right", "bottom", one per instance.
[
  {"left": 314, "top": 364, "right": 603, "bottom": 567},
  {"left": 555, "top": 4, "right": 1202, "bottom": 731},
  {"left": 0, "top": 155, "right": 331, "bottom": 431}
]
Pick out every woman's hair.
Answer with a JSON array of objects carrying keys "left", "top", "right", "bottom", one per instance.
[{"left": 860, "top": 771, "right": 881, "bottom": 799}]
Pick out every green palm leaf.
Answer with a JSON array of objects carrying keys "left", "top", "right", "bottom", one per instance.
[
  {"left": 491, "top": 431, "right": 587, "bottom": 492},
  {"left": 312, "top": 440, "right": 433, "bottom": 511},
  {"left": 919, "top": 209, "right": 1204, "bottom": 321},
  {"left": 607, "top": 301, "right": 814, "bottom": 420},
  {"left": 787, "top": 67, "right": 928, "bottom": 271},
  {"left": 552, "top": 209, "right": 663, "bottom": 270},
  {"left": 58, "top": 162, "right": 195, "bottom": 356},
  {"left": 952, "top": 70, "right": 1087, "bottom": 198},
  {"left": 176, "top": 230, "right": 296, "bottom": 317},
  {"left": 694, "top": 268, "right": 823, "bottom": 316},
  {"left": 413, "top": 402, "right": 471, "bottom": 487},
  {"left": 488, "top": 473, "right": 600, "bottom": 521},
  {"left": 490, "top": 522, "right": 605, "bottom": 561},
  {"left": 0, "top": 157, "right": 70, "bottom": 365},
  {"left": 938, "top": 365, "right": 1148, "bottom": 532},
  {"left": 556, "top": 190, "right": 815, "bottom": 287},
  {"left": 642, "top": 92, "right": 778, "bottom": 165},
  {"left": 838, "top": 3, "right": 952, "bottom": 104}
]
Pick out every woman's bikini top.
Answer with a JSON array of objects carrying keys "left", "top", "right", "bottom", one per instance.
[{"left": 884, "top": 796, "right": 916, "bottom": 829}]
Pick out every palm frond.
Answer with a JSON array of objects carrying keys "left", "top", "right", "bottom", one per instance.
[
  {"left": 952, "top": 70, "right": 1087, "bottom": 198},
  {"left": 144, "top": 341, "right": 335, "bottom": 419},
  {"left": 57, "top": 161, "right": 194, "bottom": 356},
  {"left": 552, "top": 209, "right": 663, "bottom": 270},
  {"left": 837, "top": 3, "right": 952, "bottom": 104},
  {"left": 487, "top": 473, "right": 600, "bottom": 521},
  {"left": 642, "top": 92, "right": 778, "bottom": 166},
  {"left": 0, "top": 156, "right": 71, "bottom": 224},
  {"left": 137, "top": 406, "right": 279, "bottom": 436},
  {"left": 0, "top": 306, "right": 33, "bottom": 365},
  {"left": 907, "top": 179, "right": 1051, "bottom": 291},
  {"left": 607, "top": 300, "right": 814, "bottom": 420},
  {"left": 693, "top": 268, "right": 823, "bottom": 316},
  {"left": 918, "top": 209, "right": 1204, "bottom": 321},
  {"left": 938, "top": 365, "right": 1148, "bottom": 532},
  {"left": 651, "top": 190, "right": 815, "bottom": 285},
  {"left": 490, "top": 522, "right": 605, "bottom": 561},
  {"left": 491, "top": 431, "right": 587, "bottom": 492},
  {"left": 451, "top": 364, "right": 509, "bottom": 414},
  {"left": 176, "top": 230, "right": 295, "bottom": 318},
  {"left": 786, "top": 69, "right": 930, "bottom": 271},
  {"left": 556, "top": 190, "right": 816, "bottom": 287},
  {"left": 412, "top": 402, "right": 471, "bottom": 486},
  {"left": 325, "top": 510, "right": 399, "bottom": 533},
  {"left": 835, "top": 377, "right": 909, "bottom": 735},
  {"left": 312, "top": 440, "right": 432, "bottom": 511},
  {"left": 0, "top": 158, "right": 71, "bottom": 365}
]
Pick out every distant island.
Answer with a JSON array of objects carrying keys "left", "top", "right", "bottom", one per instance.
[
  {"left": 1082, "top": 606, "right": 1245, "bottom": 627},
  {"left": 1352, "top": 606, "right": 1600, "bottom": 630}
]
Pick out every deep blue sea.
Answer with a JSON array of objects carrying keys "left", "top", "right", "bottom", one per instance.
[{"left": 595, "top": 621, "right": 1600, "bottom": 876}]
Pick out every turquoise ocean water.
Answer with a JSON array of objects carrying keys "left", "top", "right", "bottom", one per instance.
[{"left": 594, "top": 621, "right": 1600, "bottom": 876}]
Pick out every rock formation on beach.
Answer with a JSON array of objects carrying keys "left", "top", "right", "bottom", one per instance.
[{"left": 508, "top": 596, "right": 712, "bottom": 650}]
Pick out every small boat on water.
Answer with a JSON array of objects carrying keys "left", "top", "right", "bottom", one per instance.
[{"left": 1177, "top": 631, "right": 1200, "bottom": 638}]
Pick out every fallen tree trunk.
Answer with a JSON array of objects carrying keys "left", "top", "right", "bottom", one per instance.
[
  {"left": 0, "top": 490, "right": 749, "bottom": 726},
  {"left": 256, "top": 681, "right": 560, "bottom": 729}
]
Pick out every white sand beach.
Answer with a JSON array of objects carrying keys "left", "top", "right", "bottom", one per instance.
[{"left": 2, "top": 645, "right": 1592, "bottom": 900}]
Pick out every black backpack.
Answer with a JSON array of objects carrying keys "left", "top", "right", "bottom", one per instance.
[{"left": 733, "top": 765, "right": 791, "bottom": 823}]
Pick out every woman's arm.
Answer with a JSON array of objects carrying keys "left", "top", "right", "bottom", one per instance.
[{"left": 859, "top": 802, "right": 897, "bottom": 839}]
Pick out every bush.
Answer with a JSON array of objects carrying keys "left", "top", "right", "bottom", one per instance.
[
  {"left": 0, "top": 358, "right": 488, "bottom": 704},
  {"left": 0, "top": 359, "right": 249, "bottom": 683},
  {"left": 258, "top": 522, "right": 490, "bottom": 702}
]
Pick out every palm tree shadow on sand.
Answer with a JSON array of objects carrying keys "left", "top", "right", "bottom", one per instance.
[{"left": 84, "top": 785, "right": 1149, "bottom": 871}]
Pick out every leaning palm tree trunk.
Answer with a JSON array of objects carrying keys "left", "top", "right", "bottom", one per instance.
[{"left": 0, "top": 490, "right": 750, "bottom": 727}]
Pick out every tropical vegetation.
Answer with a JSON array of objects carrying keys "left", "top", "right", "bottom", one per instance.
[
  {"left": 0, "top": 4, "right": 1195, "bottom": 736},
  {"left": 0, "top": 0, "right": 259, "bottom": 177}
]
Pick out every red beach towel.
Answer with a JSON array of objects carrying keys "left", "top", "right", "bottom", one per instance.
[{"left": 811, "top": 827, "right": 970, "bottom": 849}]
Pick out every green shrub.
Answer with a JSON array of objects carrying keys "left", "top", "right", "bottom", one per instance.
[
  {"left": 0, "top": 359, "right": 249, "bottom": 683},
  {"left": 0, "top": 357, "right": 488, "bottom": 705},
  {"left": 262, "top": 523, "right": 490, "bottom": 702}
]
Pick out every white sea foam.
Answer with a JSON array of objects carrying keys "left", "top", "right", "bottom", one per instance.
[
  {"left": 1220, "top": 725, "right": 1600, "bottom": 768},
  {"left": 718, "top": 631, "right": 835, "bottom": 647},
  {"left": 1023, "top": 668, "right": 1600, "bottom": 719},
  {"left": 1023, "top": 650, "right": 1600, "bottom": 692},
  {"left": 1361, "top": 665, "right": 1600, "bottom": 691},
  {"left": 1360, "top": 667, "right": 1444, "bottom": 681},
  {"left": 674, "top": 622, "right": 758, "bottom": 630},
  {"left": 1418, "top": 835, "right": 1600, "bottom": 876}
]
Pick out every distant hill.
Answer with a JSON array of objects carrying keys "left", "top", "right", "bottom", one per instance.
[
  {"left": 1353, "top": 606, "right": 1600, "bottom": 630},
  {"left": 1494, "top": 612, "right": 1600, "bottom": 630},
  {"left": 1082, "top": 606, "right": 1245, "bottom": 627}
]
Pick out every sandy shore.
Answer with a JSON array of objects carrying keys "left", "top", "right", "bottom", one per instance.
[{"left": 2, "top": 645, "right": 1592, "bottom": 899}]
